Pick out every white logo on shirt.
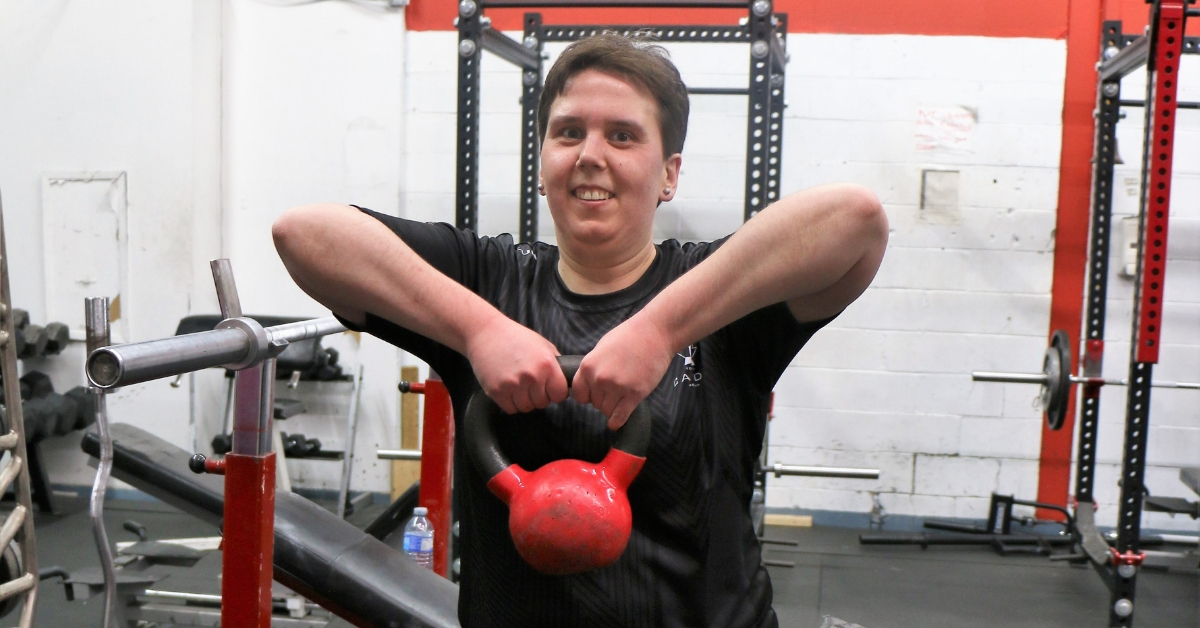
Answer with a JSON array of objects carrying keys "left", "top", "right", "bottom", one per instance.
[{"left": 674, "top": 345, "right": 702, "bottom": 388}]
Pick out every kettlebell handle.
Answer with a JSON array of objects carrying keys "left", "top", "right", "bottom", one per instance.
[{"left": 465, "top": 355, "right": 652, "bottom": 482}]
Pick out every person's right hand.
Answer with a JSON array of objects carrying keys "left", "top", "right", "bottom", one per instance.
[{"left": 464, "top": 315, "right": 569, "bottom": 414}]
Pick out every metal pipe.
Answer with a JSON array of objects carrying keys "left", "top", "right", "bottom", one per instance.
[
  {"left": 1118, "top": 99, "right": 1200, "bottom": 109},
  {"left": 232, "top": 364, "right": 266, "bottom": 456},
  {"left": 769, "top": 464, "right": 880, "bottom": 480},
  {"left": 337, "top": 365, "right": 365, "bottom": 520},
  {"left": 87, "top": 328, "right": 251, "bottom": 389},
  {"left": 971, "top": 371, "right": 1049, "bottom": 385},
  {"left": 971, "top": 371, "right": 1198, "bottom": 389},
  {"left": 87, "top": 317, "right": 345, "bottom": 390},
  {"left": 221, "top": 375, "right": 236, "bottom": 438},
  {"left": 0, "top": 461, "right": 22, "bottom": 505},
  {"left": 267, "top": 317, "right": 346, "bottom": 345},
  {"left": 258, "top": 359, "right": 276, "bottom": 456},
  {"left": 142, "top": 589, "right": 324, "bottom": 611},
  {"left": 210, "top": 260, "right": 243, "bottom": 320},
  {"left": 85, "top": 297, "right": 116, "bottom": 628},
  {"left": 376, "top": 449, "right": 423, "bottom": 461}
]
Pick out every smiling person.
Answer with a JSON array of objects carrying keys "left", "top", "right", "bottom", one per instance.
[{"left": 273, "top": 33, "right": 887, "bottom": 628}]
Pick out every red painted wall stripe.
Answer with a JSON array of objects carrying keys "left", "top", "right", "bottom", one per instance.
[
  {"left": 407, "top": 0, "right": 1070, "bottom": 38},
  {"left": 1035, "top": 0, "right": 1104, "bottom": 518}
]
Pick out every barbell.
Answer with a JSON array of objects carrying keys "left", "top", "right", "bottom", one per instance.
[{"left": 972, "top": 330, "right": 1198, "bottom": 431}]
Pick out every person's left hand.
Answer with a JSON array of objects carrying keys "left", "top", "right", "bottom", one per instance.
[{"left": 571, "top": 314, "right": 675, "bottom": 430}]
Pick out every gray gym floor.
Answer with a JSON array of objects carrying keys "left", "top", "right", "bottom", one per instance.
[{"left": 9, "top": 495, "right": 1199, "bottom": 627}]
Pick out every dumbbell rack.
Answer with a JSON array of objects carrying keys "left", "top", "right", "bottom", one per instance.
[{"left": 0, "top": 194, "right": 41, "bottom": 625}]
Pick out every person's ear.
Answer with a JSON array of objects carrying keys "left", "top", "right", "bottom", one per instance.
[{"left": 660, "top": 154, "right": 682, "bottom": 202}]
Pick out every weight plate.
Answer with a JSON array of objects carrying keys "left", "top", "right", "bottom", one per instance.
[{"left": 1044, "top": 330, "right": 1072, "bottom": 430}]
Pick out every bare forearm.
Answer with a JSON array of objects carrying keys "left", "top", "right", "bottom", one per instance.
[
  {"left": 272, "top": 204, "right": 505, "bottom": 355},
  {"left": 635, "top": 183, "right": 888, "bottom": 352}
]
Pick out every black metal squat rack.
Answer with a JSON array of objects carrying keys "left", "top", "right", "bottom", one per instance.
[
  {"left": 453, "top": 0, "right": 790, "bottom": 243},
  {"left": 873, "top": 2, "right": 1198, "bottom": 626},
  {"left": 1073, "top": 2, "right": 1197, "bottom": 626}
]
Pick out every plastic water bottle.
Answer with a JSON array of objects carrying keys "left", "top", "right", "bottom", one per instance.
[{"left": 403, "top": 507, "right": 434, "bottom": 570}]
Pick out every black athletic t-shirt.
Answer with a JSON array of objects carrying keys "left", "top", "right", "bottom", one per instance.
[{"left": 346, "top": 208, "right": 831, "bottom": 628}]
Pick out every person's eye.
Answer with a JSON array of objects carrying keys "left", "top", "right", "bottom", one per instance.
[
  {"left": 612, "top": 131, "right": 633, "bottom": 143},
  {"left": 561, "top": 127, "right": 584, "bottom": 140}
]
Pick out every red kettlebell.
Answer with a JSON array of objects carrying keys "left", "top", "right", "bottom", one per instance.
[{"left": 465, "top": 355, "right": 652, "bottom": 575}]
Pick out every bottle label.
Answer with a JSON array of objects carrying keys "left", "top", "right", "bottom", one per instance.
[{"left": 404, "top": 534, "right": 433, "bottom": 553}]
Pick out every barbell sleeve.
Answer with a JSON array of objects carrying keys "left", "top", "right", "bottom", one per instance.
[
  {"left": 377, "top": 449, "right": 422, "bottom": 461},
  {"left": 88, "top": 328, "right": 251, "bottom": 389},
  {"left": 769, "top": 463, "right": 880, "bottom": 479},
  {"left": 87, "top": 317, "right": 346, "bottom": 390}
]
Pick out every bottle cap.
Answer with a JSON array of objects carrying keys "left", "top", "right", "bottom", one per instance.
[{"left": 413, "top": 507, "right": 428, "bottom": 516}]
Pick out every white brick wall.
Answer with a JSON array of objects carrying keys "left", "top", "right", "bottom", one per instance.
[{"left": 401, "top": 31, "right": 1198, "bottom": 533}]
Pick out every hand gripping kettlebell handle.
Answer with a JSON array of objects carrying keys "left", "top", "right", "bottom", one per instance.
[{"left": 464, "top": 355, "right": 651, "bottom": 483}]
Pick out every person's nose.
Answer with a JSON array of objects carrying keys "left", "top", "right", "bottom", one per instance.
[{"left": 576, "top": 130, "right": 606, "bottom": 171}]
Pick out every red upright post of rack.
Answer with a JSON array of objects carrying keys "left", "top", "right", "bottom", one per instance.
[{"left": 419, "top": 377, "right": 455, "bottom": 578}]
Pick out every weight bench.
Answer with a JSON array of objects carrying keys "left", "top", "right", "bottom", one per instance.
[
  {"left": 81, "top": 423, "right": 460, "bottom": 628},
  {"left": 1144, "top": 467, "right": 1200, "bottom": 520}
]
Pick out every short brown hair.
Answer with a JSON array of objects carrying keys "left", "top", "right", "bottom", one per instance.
[{"left": 538, "top": 33, "right": 689, "bottom": 159}]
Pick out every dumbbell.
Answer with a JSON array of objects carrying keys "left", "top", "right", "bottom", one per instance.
[
  {"left": 22, "top": 393, "right": 77, "bottom": 441},
  {"left": 64, "top": 386, "right": 96, "bottom": 432},
  {"left": 10, "top": 310, "right": 28, "bottom": 331},
  {"left": 305, "top": 348, "right": 344, "bottom": 381},
  {"left": 17, "top": 325, "right": 47, "bottom": 360},
  {"left": 0, "top": 378, "right": 31, "bottom": 406},
  {"left": 43, "top": 323, "right": 69, "bottom": 356},
  {"left": 211, "top": 434, "right": 232, "bottom": 456},
  {"left": 44, "top": 393, "right": 77, "bottom": 438},
  {"left": 20, "top": 402, "right": 48, "bottom": 444},
  {"left": 281, "top": 432, "right": 322, "bottom": 458},
  {"left": 19, "top": 372, "right": 53, "bottom": 400}
]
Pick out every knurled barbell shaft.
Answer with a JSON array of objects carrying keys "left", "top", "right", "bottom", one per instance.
[{"left": 971, "top": 371, "right": 1198, "bottom": 390}]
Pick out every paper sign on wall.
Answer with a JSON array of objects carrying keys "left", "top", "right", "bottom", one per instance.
[{"left": 915, "top": 106, "right": 977, "bottom": 155}]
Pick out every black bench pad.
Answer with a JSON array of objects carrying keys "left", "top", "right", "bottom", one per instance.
[
  {"left": 82, "top": 423, "right": 459, "bottom": 628},
  {"left": 1182, "top": 467, "right": 1200, "bottom": 498}
]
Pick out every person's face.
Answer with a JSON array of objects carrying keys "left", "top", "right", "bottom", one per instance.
[{"left": 539, "top": 69, "right": 681, "bottom": 253}]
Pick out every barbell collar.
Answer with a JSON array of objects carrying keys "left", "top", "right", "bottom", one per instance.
[{"left": 770, "top": 463, "right": 880, "bottom": 479}]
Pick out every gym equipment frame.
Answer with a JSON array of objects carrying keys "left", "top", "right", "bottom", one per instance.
[
  {"left": 454, "top": 0, "right": 789, "bottom": 243},
  {"left": 87, "top": 261, "right": 348, "bottom": 628},
  {"left": 970, "top": 3, "right": 1196, "bottom": 626},
  {"left": 0, "top": 194, "right": 40, "bottom": 625},
  {"left": 1079, "top": 5, "right": 1195, "bottom": 624}
]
